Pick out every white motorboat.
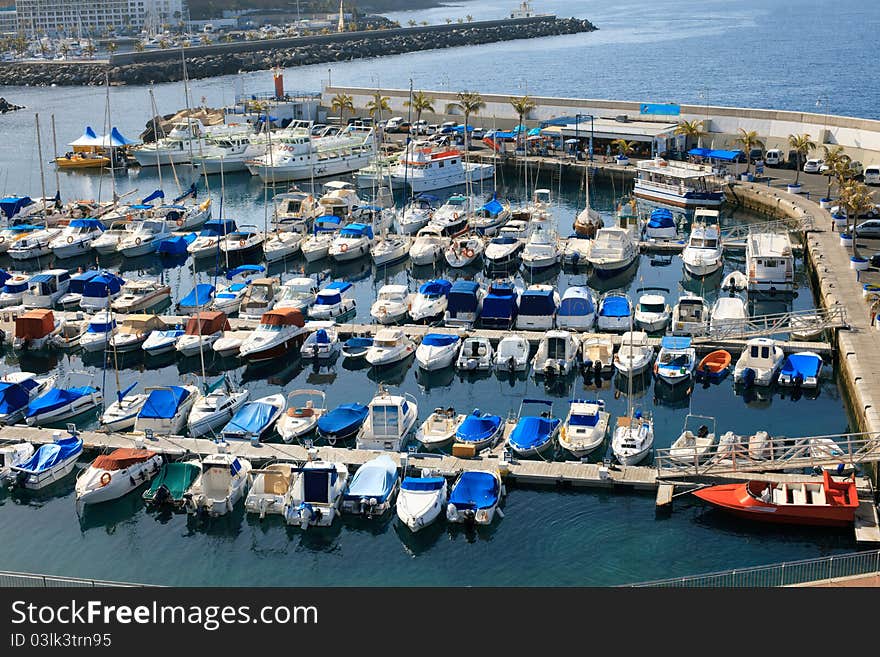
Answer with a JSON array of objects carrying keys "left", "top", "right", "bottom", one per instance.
[
  {"left": 391, "top": 144, "right": 494, "bottom": 193},
  {"left": 100, "top": 385, "right": 148, "bottom": 432},
  {"left": 111, "top": 280, "right": 172, "bottom": 314},
  {"left": 396, "top": 473, "right": 449, "bottom": 532},
  {"left": 22, "top": 269, "right": 71, "bottom": 308},
  {"left": 446, "top": 470, "right": 505, "bottom": 525},
  {"left": 212, "top": 336, "right": 243, "bottom": 358},
  {"left": 612, "top": 411, "right": 655, "bottom": 466},
  {"left": 429, "top": 194, "right": 475, "bottom": 237},
  {"left": 8, "top": 227, "right": 61, "bottom": 260},
  {"left": 532, "top": 329, "right": 580, "bottom": 377},
  {"left": 221, "top": 393, "right": 286, "bottom": 442},
  {"left": 556, "top": 286, "right": 596, "bottom": 330},
  {"left": 238, "top": 308, "right": 306, "bottom": 362},
  {"left": 365, "top": 328, "right": 416, "bottom": 367},
  {"left": 50, "top": 318, "right": 88, "bottom": 351},
  {"left": 456, "top": 336, "right": 494, "bottom": 371},
  {"left": 778, "top": 351, "right": 823, "bottom": 389},
  {"left": 277, "top": 389, "right": 326, "bottom": 443},
  {"left": 671, "top": 294, "right": 710, "bottom": 336},
  {"left": 409, "top": 279, "right": 451, "bottom": 322},
  {"left": 300, "top": 323, "right": 341, "bottom": 359},
  {"left": 445, "top": 233, "right": 485, "bottom": 268},
  {"left": 219, "top": 225, "right": 264, "bottom": 256},
  {"left": 186, "top": 219, "right": 237, "bottom": 259},
  {"left": 484, "top": 223, "right": 526, "bottom": 268},
  {"left": 0, "top": 442, "right": 35, "bottom": 485},
  {"left": 272, "top": 188, "right": 320, "bottom": 231},
  {"left": 134, "top": 385, "right": 199, "bottom": 436},
  {"left": 587, "top": 226, "right": 639, "bottom": 276},
  {"left": 682, "top": 211, "right": 723, "bottom": 277},
  {"left": 11, "top": 434, "right": 83, "bottom": 489},
  {"left": 613, "top": 331, "right": 654, "bottom": 376},
  {"left": 669, "top": 415, "right": 717, "bottom": 463},
  {"left": 415, "top": 408, "right": 464, "bottom": 449},
  {"left": 141, "top": 327, "right": 184, "bottom": 356},
  {"left": 175, "top": 311, "right": 230, "bottom": 358},
  {"left": 559, "top": 399, "right": 610, "bottom": 458},
  {"left": 12, "top": 309, "right": 62, "bottom": 350},
  {"left": 733, "top": 337, "right": 785, "bottom": 386},
  {"left": 415, "top": 333, "right": 460, "bottom": 371},
  {"left": 0, "top": 273, "right": 30, "bottom": 307},
  {"left": 75, "top": 448, "right": 163, "bottom": 507},
  {"left": 471, "top": 194, "right": 511, "bottom": 236},
  {"left": 596, "top": 291, "right": 632, "bottom": 332},
  {"left": 300, "top": 216, "right": 342, "bottom": 262},
  {"left": 92, "top": 219, "right": 133, "bottom": 255},
  {"left": 581, "top": 336, "right": 614, "bottom": 376},
  {"left": 187, "top": 384, "right": 250, "bottom": 439},
  {"left": 370, "top": 284, "right": 412, "bottom": 324},
  {"left": 521, "top": 226, "right": 561, "bottom": 270},
  {"left": 634, "top": 291, "right": 671, "bottom": 332},
  {"left": 238, "top": 277, "right": 281, "bottom": 321},
  {"left": 282, "top": 461, "right": 349, "bottom": 528},
  {"left": 108, "top": 314, "right": 165, "bottom": 352},
  {"left": 0, "top": 372, "right": 55, "bottom": 425},
  {"left": 184, "top": 453, "right": 253, "bottom": 517},
  {"left": 355, "top": 388, "right": 419, "bottom": 452},
  {"left": 561, "top": 234, "right": 593, "bottom": 267},
  {"left": 309, "top": 281, "right": 356, "bottom": 320},
  {"left": 50, "top": 218, "right": 105, "bottom": 258},
  {"left": 516, "top": 285, "right": 559, "bottom": 331},
  {"left": 132, "top": 118, "right": 233, "bottom": 166},
  {"left": 397, "top": 194, "right": 437, "bottom": 234},
  {"left": 211, "top": 277, "right": 251, "bottom": 316},
  {"left": 493, "top": 334, "right": 530, "bottom": 372},
  {"left": 245, "top": 462, "right": 299, "bottom": 518},
  {"left": 709, "top": 295, "right": 748, "bottom": 334},
  {"left": 275, "top": 277, "right": 319, "bottom": 313},
  {"left": 263, "top": 229, "right": 303, "bottom": 263},
  {"left": 746, "top": 230, "right": 795, "bottom": 294},
  {"left": 654, "top": 336, "right": 697, "bottom": 384},
  {"left": 116, "top": 219, "right": 171, "bottom": 258},
  {"left": 409, "top": 224, "right": 448, "bottom": 265},
  {"left": 329, "top": 222, "right": 374, "bottom": 262},
  {"left": 25, "top": 382, "right": 103, "bottom": 427},
  {"left": 371, "top": 235, "right": 410, "bottom": 267}
]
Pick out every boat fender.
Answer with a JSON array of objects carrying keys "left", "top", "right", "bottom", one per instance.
[
  {"left": 100, "top": 472, "right": 111, "bottom": 487},
  {"left": 129, "top": 475, "right": 137, "bottom": 487},
  {"left": 239, "top": 239, "right": 246, "bottom": 247},
  {"left": 0, "top": 236, "right": 4, "bottom": 243},
  {"left": 66, "top": 236, "right": 74, "bottom": 244}
]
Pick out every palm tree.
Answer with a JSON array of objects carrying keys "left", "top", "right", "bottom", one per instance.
[
  {"left": 134, "top": 40, "right": 145, "bottom": 52},
  {"left": 611, "top": 139, "right": 636, "bottom": 159},
  {"left": 366, "top": 91, "right": 391, "bottom": 123},
  {"left": 788, "top": 133, "right": 817, "bottom": 185},
  {"left": 158, "top": 38, "right": 169, "bottom": 49},
  {"left": 407, "top": 19, "right": 417, "bottom": 27},
  {"left": 839, "top": 180, "right": 875, "bottom": 258},
  {"left": 446, "top": 91, "right": 486, "bottom": 150},
  {"left": 466, "top": 15, "right": 474, "bottom": 22},
  {"left": 820, "top": 145, "right": 850, "bottom": 201},
  {"left": 83, "top": 43, "right": 96, "bottom": 59},
  {"left": 107, "top": 41, "right": 118, "bottom": 54},
  {"left": 404, "top": 90, "right": 435, "bottom": 126},
  {"left": 509, "top": 94, "right": 537, "bottom": 155},
  {"left": 331, "top": 92, "right": 355, "bottom": 125},
  {"left": 733, "top": 128, "right": 765, "bottom": 175},
  {"left": 674, "top": 119, "right": 706, "bottom": 150}
]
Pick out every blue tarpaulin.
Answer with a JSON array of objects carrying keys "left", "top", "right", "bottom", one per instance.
[
  {"left": 0, "top": 196, "right": 33, "bottom": 218},
  {"left": 82, "top": 273, "right": 124, "bottom": 298},
  {"left": 139, "top": 386, "right": 190, "bottom": 420},
  {"left": 478, "top": 195, "right": 505, "bottom": 216},
  {"left": 455, "top": 410, "right": 501, "bottom": 444},
  {"left": 157, "top": 233, "right": 196, "bottom": 255},
  {"left": 781, "top": 353, "right": 822, "bottom": 378},
  {"left": 421, "top": 333, "right": 459, "bottom": 347},
  {"left": 27, "top": 387, "right": 97, "bottom": 418},
  {"left": 518, "top": 289, "right": 557, "bottom": 316},
  {"left": 401, "top": 476, "right": 445, "bottom": 492},
  {"left": 140, "top": 189, "right": 165, "bottom": 205},
  {"left": 481, "top": 284, "right": 518, "bottom": 327},
  {"left": 223, "top": 401, "right": 277, "bottom": 438},
  {"left": 67, "top": 270, "right": 101, "bottom": 294},
  {"left": 344, "top": 455, "right": 397, "bottom": 502},
  {"left": 179, "top": 284, "right": 215, "bottom": 309},
  {"left": 688, "top": 148, "right": 743, "bottom": 162},
  {"left": 559, "top": 287, "right": 595, "bottom": 317},
  {"left": 317, "top": 403, "right": 368, "bottom": 438},
  {"left": 15, "top": 436, "right": 82, "bottom": 473},
  {"left": 226, "top": 264, "right": 264, "bottom": 280},
  {"left": 339, "top": 223, "right": 373, "bottom": 239},
  {"left": 449, "top": 471, "right": 500, "bottom": 510},
  {"left": 648, "top": 208, "right": 675, "bottom": 229},
  {"left": 447, "top": 281, "right": 481, "bottom": 314},
  {"left": 509, "top": 416, "right": 560, "bottom": 450},
  {"left": 0, "top": 379, "right": 36, "bottom": 416},
  {"left": 600, "top": 295, "right": 631, "bottom": 317},
  {"left": 69, "top": 218, "right": 105, "bottom": 231},
  {"left": 201, "top": 219, "right": 236, "bottom": 236},
  {"left": 418, "top": 279, "right": 451, "bottom": 296}
]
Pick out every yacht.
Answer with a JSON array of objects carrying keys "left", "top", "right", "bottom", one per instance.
[
  {"left": 390, "top": 144, "right": 494, "bottom": 193},
  {"left": 132, "top": 119, "right": 245, "bottom": 166},
  {"left": 0, "top": 371, "right": 55, "bottom": 425},
  {"left": 614, "top": 331, "right": 654, "bottom": 377},
  {"left": 175, "top": 311, "right": 230, "bottom": 358},
  {"left": 312, "top": 181, "right": 363, "bottom": 220},
  {"left": 634, "top": 290, "right": 671, "bottom": 332},
  {"left": 611, "top": 410, "right": 655, "bottom": 466},
  {"left": 480, "top": 281, "right": 519, "bottom": 329},
  {"left": 444, "top": 280, "right": 484, "bottom": 329},
  {"left": 238, "top": 308, "right": 306, "bottom": 362},
  {"left": 0, "top": 273, "right": 30, "bottom": 307},
  {"left": 78, "top": 272, "right": 125, "bottom": 312},
  {"left": 559, "top": 399, "right": 610, "bottom": 458},
  {"left": 370, "top": 284, "right": 412, "bottom": 324},
  {"left": 74, "top": 448, "right": 162, "bottom": 507},
  {"left": 49, "top": 218, "right": 105, "bottom": 258},
  {"left": 484, "top": 226, "right": 525, "bottom": 268},
  {"left": 409, "top": 224, "right": 447, "bottom": 265},
  {"left": 221, "top": 394, "right": 286, "bottom": 441},
  {"left": 187, "top": 385, "right": 250, "bottom": 439},
  {"left": 309, "top": 281, "right": 356, "bottom": 320},
  {"left": 521, "top": 226, "right": 561, "bottom": 270},
  {"left": 100, "top": 385, "right": 148, "bottom": 432},
  {"left": 682, "top": 210, "right": 723, "bottom": 277},
  {"left": 22, "top": 269, "right": 70, "bottom": 308},
  {"left": 276, "top": 389, "right": 326, "bottom": 443},
  {"left": 671, "top": 294, "right": 710, "bottom": 336},
  {"left": 710, "top": 294, "right": 748, "bottom": 334},
  {"left": 328, "top": 223, "right": 374, "bottom": 262},
  {"left": 396, "top": 474, "right": 449, "bottom": 531},
  {"left": 429, "top": 194, "right": 475, "bottom": 237},
  {"left": 116, "top": 219, "right": 172, "bottom": 258},
  {"left": 263, "top": 229, "right": 303, "bottom": 263},
  {"left": 409, "top": 279, "right": 452, "bottom": 322},
  {"left": 446, "top": 470, "right": 505, "bottom": 525},
  {"left": 532, "top": 329, "right": 580, "bottom": 377},
  {"left": 746, "top": 230, "right": 795, "bottom": 293},
  {"left": 238, "top": 277, "right": 281, "bottom": 321},
  {"left": 445, "top": 233, "right": 485, "bottom": 268},
  {"left": 246, "top": 463, "right": 298, "bottom": 518},
  {"left": 506, "top": 398, "right": 560, "bottom": 457},
  {"left": 183, "top": 453, "right": 253, "bottom": 517},
  {"left": 8, "top": 227, "right": 61, "bottom": 260},
  {"left": 112, "top": 280, "right": 172, "bottom": 313},
  {"left": 397, "top": 194, "right": 437, "bottom": 234},
  {"left": 272, "top": 189, "right": 320, "bottom": 232},
  {"left": 355, "top": 388, "right": 419, "bottom": 451},
  {"left": 633, "top": 158, "right": 726, "bottom": 208},
  {"left": 365, "top": 328, "right": 416, "bottom": 367},
  {"left": 733, "top": 337, "right": 785, "bottom": 386},
  {"left": 586, "top": 225, "right": 639, "bottom": 276},
  {"left": 371, "top": 233, "right": 410, "bottom": 267},
  {"left": 282, "top": 461, "right": 349, "bottom": 529},
  {"left": 644, "top": 207, "right": 678, "bottom": 240},
  {"left": 108, "top": 314, "right": 165, "bottom": 352},
  {"left": 26, "top": 383, "right": 102, "bottom": 427}
]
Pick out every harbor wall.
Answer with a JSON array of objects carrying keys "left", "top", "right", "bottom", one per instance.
[
  {"left": 326, "top": 86, "right": 880, "bottom": 164},
  {"left": 0, "top": 16, "right": 596, "bottom": 87}
]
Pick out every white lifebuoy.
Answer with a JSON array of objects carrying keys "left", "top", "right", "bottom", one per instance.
[
  {"left": 135, "top": 237, "right": 142, "bottom": 245},
  {"left": 66, "top": 236, "right": 74, "bottom": 244},
  {"left": 100, "top": 472, "right": 111, "bottom": 487}
]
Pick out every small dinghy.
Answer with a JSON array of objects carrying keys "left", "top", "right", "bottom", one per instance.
[
  {"left": 142, "top": 327, "right": 185, "bottom": 356},
  {"left": 669, "top": 415, "right": 717, "bottom": 463},
  {"left": 277, "top": 389, "right": 326, "bottom": 443},
  {"left": 212, "top": 336, "right": 243, "bottom": 357},
  {"left": 282, "top": 461, "right": 349, "bottom": 528},
  {"left": 493, "top": 335, "right": 530, "bottom": 372},
  {"left": 415, "top": 333, "right": 460, "bottom": 371},
  {"left": 455, "top": 409, "right": 504, "bottom": 451},
  {"left": 75, "top": 448, "right": 162, "bottom": 507},
  {"left": 245, "top": 462, "right": 299, "bottom": 518},
  {"left": 143, "top": 459, "right": 202, "bottom": 510},
  {"left": 456, "top": 336, "right": 494, "bottom": 371},
  {"left": 221, "top": 393, "right": 285, "bottom": 442},
  {"left": 507, "top": 398, "right": 560, "bottom": 457},
  {"left": 100, "top": 383, "right": 148, "bottom": 432},
  {"left": 654, "top": 336, "right": 696, "bottom": 385},
  {"left": 187, "top": 379, "right": 250, "bottom": 439},
  {"left": 416, "top": 407, "right": 465, "bottom": 449},
  {"left": 342, "top": 336, "right": 373, "bottom": 359},
  {"left": 134, "top": 385, "right": 199, "bottom": 436},
  {"left": 446, "top": 470, "right": 505, "bottom": 525},
  {"left": 12, "top": 433, "right": 82, "bottom": 489},
  {"left": 317, "top": 403, "right": 369, "bottom": 444},
  {"left": 396, "top": 473, "right": 448, "bottom": 532},
  {"left": 559, "top": 399, "right": 610, "bottom": 458},
  {"left": 300, "top": 324, "right": 341, "bottom": 360},
  {"left": 51, "top": 319, "right": 88, "bottom": 350},
  {"left": 342, "top": 454, "right": 399, "bottom": 517},
  {"left": 778, "top": 351, "right": 823, "bottom": 389},
  {"left": 26, "top": 384, "right": 102, "bottom": 427},
  {"left": 185, "top": 453, "right": 253, "bottom": 517},
  {"left": 0, "top": 442, "right": 35, "bottom": 485},
  {"left": 696, "top": 349, "right": 731, "bottom": 382}
]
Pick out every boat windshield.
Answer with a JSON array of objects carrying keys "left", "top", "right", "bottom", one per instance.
[
  {"left": 569, "top": 413, "right": 599, "bottom": 427},
  {"left": 690, "top": 238, "right": 718, "bottom": 248},
  {"left": 661, "top": 353, "right": 690, "bottom": 367},
  {"left": 640, "top": 302, "right": 666, "bottom": 314},
  {"left": 258, "top": 324, "right": 283, "bottom": 332},
  {"left": 547, "top": 337, "right": 568, "bottom": 360},
  {"left": 371, "top": 404, "right": 400, "bottom": 436}
]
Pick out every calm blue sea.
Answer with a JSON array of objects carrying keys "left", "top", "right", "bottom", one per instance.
[{"left": 0, "top": 0, "right": 871, "bottom": 586}]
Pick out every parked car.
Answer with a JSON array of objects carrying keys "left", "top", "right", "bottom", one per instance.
[
  {"left": 854, "top": 218, "right": 880, "bottom": 235},
  {"left": 865, "top": 164, "right": 880, "bottom": 185},
  {"left": 803, "top": 158, "right": 824, "bottom": 173},
  {"left": 765, "top": 149, "right": 785, "bottom": 166},
  {"left": 820, "top": 160, "right": 864, "bottom": 177},
  {"left": 412, "top": 120, "right": 435, "bottom": 135},
  {"left": 749, "top": 148, "right": 765, "bottom": 163},
  {"left": 385, "top": 116, "right": 405, "bottom": 131},
  {"left": 310, "top": 123, "right": 327, "bottom": 136},
  {"left": 471, "top": 127, "right": 486, "bottom": 140}
]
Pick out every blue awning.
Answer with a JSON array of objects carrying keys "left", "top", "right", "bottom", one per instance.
[
  {"left": 340, "top": 223, "right": 373, "bottom": 239},
  {"left": 139, "top": 386, "right": 190, "bottom": 420},
  {"left": 688, "top": 148, "right": 743, "bottom": 162},
  {"left": 422, "top": 333, "right": 459, "bottom": 347},
  {"left": 69, "top": 218, "right": 105, "bottom": 230},
  {"left": 661, "top": 336, "right": 692, "bottom": 349},
  {"left": 0, "top": 196, "right": 33, "bottom": 218},
  {"left": 105, "top": 126, "right": 139, "bottom": 147}
]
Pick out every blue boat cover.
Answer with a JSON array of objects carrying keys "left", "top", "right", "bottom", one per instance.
[
  {"left": 344, "top": 337, "right": 373, "bottom": 349},
  {"left": 648, "top": 208, "right": 675, "bottom": 229},
  {"left": 340, "top": 223, "right": 374, "bottom": 239},
  {"left": 141, "top": 189, "right": 165, "bottom": 205},
  {"left": 479, "top": 196, "right": 505, "bottom": 216},
  {"left": 317, "top": 403, "right": 368, "bottom": 436},
  {"left": 226, "top": 264, "right": 264, "bottom": 280},
  {"left": 139, "top": 386, "right": 190, "bottom": 420},
  {"left": 600, "top": 295, "right": 630, "bottom": 317},
  {"left": 201, "top": 219, "right": 236, "bottom": 236},
  {"left": 418, "top": 279, "right": 452, "bottom": 296},
  {"left": 87, "top": 319, "right": 116, "bottom": 333},
  {"left": 224, "top": 401, "right": 277, "bottom": 436},
  {"left": 519, "top": 289, "right": 557, "bottom": 315},
  {"left": 326, "top": 281, "right": 352, "bottom": 293},
  {"left": 781, "top": 353, "right": 822, "bottom": 378},
  {"left": 401, "top": 476, "right": 445, "bottom": 492},
  {"left": 313, "top": 329, "right": 330, "bottom": 344},
  {"left": 344, "top": 455, "right": 398, "bottom": 502},
  {"left": 559, "top": 287, "right": 595, "bottom": 316},
  {"left": 449, "top": 471, "right": 499, "bottom": 510},
  {"left": 16, "top": 436, "right": 82, "bottom": 473},
  {"left": 69, "top": 218, "right": 105, "bottom": 231},
  {"left": 422, "top": 333, "right": 459, "bottom": 347},
  {"left": 157, "top": 233, "right": 196, "bottom": 255},
  {"left": 0, "top": 196, "right": 33, "bottom": 218},
  {"left": 509, "top": 416, "right": 560, "bottom": 450},
  {"left": 68, "top": 270, "right": 101, "bottom": 294},
  {"left": 569, "top": 411, "right": 599, "bottom": 427},
  {"left": 456, "top": 410, "right": 501, "bottom": 444},
  {"left": 481, "top": 288, "right": 518, "bottom": 324},
  {"left": 83, "top": 273, "right": 124, "bottom": 298},
  {"left": 0, "top": 379, "right": 37, "bottom": 415},
  {"left": 0, "top": 270, "right": 9, "bottom": 286},
  {"left": 180, "top": 284, "right": 215, "bottom": 308},
  {"left": 3, "top": 280, "right": 27, "bottom": 294},
  {"left": 447, "top": 281, "right": 481, "bottom": 313},
  {"left": 314, "top": 215, "right": 342, "bottom": 233},
  {"left": 661, "top": 336, "right": 692, "bottom": 349},
  {"left": 27, "top": 387, "right": 97, "bottom": 417}
]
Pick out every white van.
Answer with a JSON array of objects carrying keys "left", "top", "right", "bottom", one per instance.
[
  {"left": 865, "top": 164, "right": 880, "bottom": 186},
  {"left": 765, "top": 149, "right": 785, "bottom": 167}
]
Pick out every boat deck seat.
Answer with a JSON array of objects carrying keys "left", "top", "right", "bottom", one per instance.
[
  {"left": 263, "top": 473, "right": 290, "bottom": 496},
  {"left": 291, "top": 407, "right": 314, "bottom": 418},
  {"left": 791, "top": 486, "right": 807, "bottom": 505},
  {"left": 772, "top": 488, "right": 786, "bottom": 505},
  {"left": 808, "top": 487, "right": 827, "bottom": 505}
]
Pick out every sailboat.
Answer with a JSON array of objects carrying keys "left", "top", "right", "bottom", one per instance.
[
  {"left": 573, "top": 157, "right": 603, "bottom": 236},
  {"left": 611, "top": 311, "right": 655, "bottom": 465}
]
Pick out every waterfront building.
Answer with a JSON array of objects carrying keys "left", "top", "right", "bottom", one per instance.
[{"left": 14, "top": 0, "right": 186, "bottom": 37}]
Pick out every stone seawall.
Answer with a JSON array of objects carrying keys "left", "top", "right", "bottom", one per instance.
[{"left": 0, "top": 17, "right": 595, "bottom": 87}]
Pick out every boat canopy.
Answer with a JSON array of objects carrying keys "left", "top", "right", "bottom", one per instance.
[
  {"left": 661, "top": 336, "right": 693, "bottom": 350},
  {"left": 401, "top": 476, "right": 445, "bottom": 492},
  {"left": 418, "top": 279, "right": 451, "bottom": 296},
  {"left": 447, "top": 281, "right": 481, "bottom": 313},
  {"left": 158, "top": 233, "right": 197, "bottom": 255},
  {"left": 422, "top": 333, "right": 459, "bottom": 347},
  {"left": 68, "top": 269, "right": 102, "bottom": 294},
  {"left": 648, "top": 208, "right": 675, "bottom": 229},
  {"left": 559, "top": 287, "right": 595, "bottom": 316},
  {"left": 180, "top": 284, "right": 215, "bottom": 308},
  {"left": 68, "top": 218, "right": 105, "bottom": 231},
  {"left": 225, "top": 401, "right": 277, "bottom": 436},
  {"left": 600, "top": 295, "right": 631, "bottom": 317},
  {"left": 318, "top": 403, "right": 368, "bottom": 435},
  {"left": 144, "top": 462, "right": 200, "bottom": 502},
  {"left": 314, "top": 215, "right": 342, "bottom": 233},
  {"left": 260, "top": 308, "right": 305, "bottom": 327},
  {"left": 83, "top": 273, "right": 124, "bottom": 298},
  {"left": 92, "top": 448, "right": 157, "bottom": 471},
  {"left": 0, "top": 270, "right": 9, "bottom": 286},
  {"left": 185, "top": 311, "right": 230, "bottom": 335},
  {"left": 481, "top": 286, "right": 518, "bottom": 325},
  {"left": 27, "top": 387, "right": 96, "bottom": 417},
  {"left": 201, "top": 219, "right": 236, "bottom": 236},
  {"left": 519, "top": 288, "right": 557, "bottom": 316},
  {"left": 15, "top": 436, "right": 82, "bottom": 473},
  {"left": 344, "top": 336, "right": 373, "bottom": 349},
  {"left": 781, "top": 353, "right": 822, "bottom": 378},
  {"left": 478, "top": 195, "right": 505, "bottom": 216},
  {"left": 456, "top": 410, "right": 501, "bottom": 444},
  {"left": 344, "top": 455, "right": 397, "bottom": 502},
  {"left": 100, "top": 126, "right": 139, "bottom": 148},
  {"left": 69, "top": 126, "right": 101, "bottom": 147},
  {"left": 0, "top": 196, "right": 33, "bottom": 218},
  {"left": 226, "top": 264, "right": 264, "bottom": 280},
  {"left": 449, "top": 471, "right": 499, "bottom": 510},
  {"left": 139, "top": 386, "right": 191, "bottom": 420},
  {"left": 14, "top": 310, "right": 55, "bottom": 339},
  {"left": 340, "top": 223, "right": 374, "bottom": 239},
  {"left": 687, "top": 148, "right": 743, "bottom": 162},
  {"left": 312, "top": 328, "right": 331, "bottom": 344},
  {"left": 0, "top": 379, "right": 36, "bottom": 415},
  {"left": 509, "top": 416, "right": 560, "bottom": 450},
  {"left": 325, "top": 281, "right": 352, "bottom": 294}
]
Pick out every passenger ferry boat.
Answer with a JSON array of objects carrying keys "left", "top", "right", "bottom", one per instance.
[
  {"left": 246, "top": 124, "right": 376, "bottom": 182},
  {"left": 132, "top": 119, "right": 247, "bottom": 167},
  {"left": 192, "top": 121, "right": 312, "bottom": 174},
  {"left": 389, "top": 144, "right": 495, "bottom": 193},
  {"left": 746, "top": 230, "right": 795, "bottom": 294},
  {"left": 633, "top": 158, "right": 726, "bottom": 208}
]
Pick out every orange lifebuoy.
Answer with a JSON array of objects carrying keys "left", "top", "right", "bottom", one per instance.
[
  {"left": 135, "top": 237, "right": 142, "bottom": 245},
  {"left": 239, "top": 239, "right": 246, "bottom": 247},
  {"left": 340, "top": 243, "right": 349, "bottom": 252},
  {"left": 125, "top": 214, "right": 133, "bottom": 221},
  {"left": 100, "top": 472, "right": 111, "bottom": 487},
  {"left": 465, "top": 248, "right": 475, "bottom": 259},
  {"left": 453, "top": 212, "right": 460, "bottom": 220},
  {"left": 176, "top": 218, "right": 184, "bottom": 226}
]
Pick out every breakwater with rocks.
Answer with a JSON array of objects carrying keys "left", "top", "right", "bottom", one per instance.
[{"left": 0, "top": 16, "right": 596, "bottom": 87}]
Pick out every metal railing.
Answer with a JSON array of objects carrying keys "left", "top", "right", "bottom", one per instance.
[
  {"left": 655, "top": 430, "right": 880, "bottom": 477},
  {"left": 698, "top": 305, "right": 848, "bottom": 340},
  {"left": 720, "top": 215, "right": 815, "bottom": 242},
  {"left": 0, "top": 571, "right": 157, "bottom": 588},
  {"left": 626, "top": 548, "right": 880, "bottom": 587}
]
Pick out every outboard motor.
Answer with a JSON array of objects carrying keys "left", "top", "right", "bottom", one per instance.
[
  {"left": 593, "top": 360, "right": 603, "bottom": 387},
  {"left": 742, "top": 367, "right": 756, "bottom": 388},
  {"left": 581, "top": 360, "right": 593, "bottom": 385},
  {"left": 153, "top": 483, "right": 170, "bottom": 506},
  {"left": 508, "top": 355, "right": 516, "bottom": 372}
]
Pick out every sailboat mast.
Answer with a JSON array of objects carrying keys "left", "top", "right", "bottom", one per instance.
[
  {"left": 193, "top": 255, "right": 207, "bottom": 390},
  {"left": 149, "top": 85, "right": 164, "bottom": 190},
  {"left": 50, "top": 114, "right": 60, "bottom": 195},
  {"left": 104, "top": 72, "right": 118, "bottom": 202},
  {"left": 34, "top": 114, "right": 48, "bottom": 222}
]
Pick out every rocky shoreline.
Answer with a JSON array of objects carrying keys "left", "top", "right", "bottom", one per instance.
[{"left": 0, "top": 17, "right": 596, "bottom": 87}]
